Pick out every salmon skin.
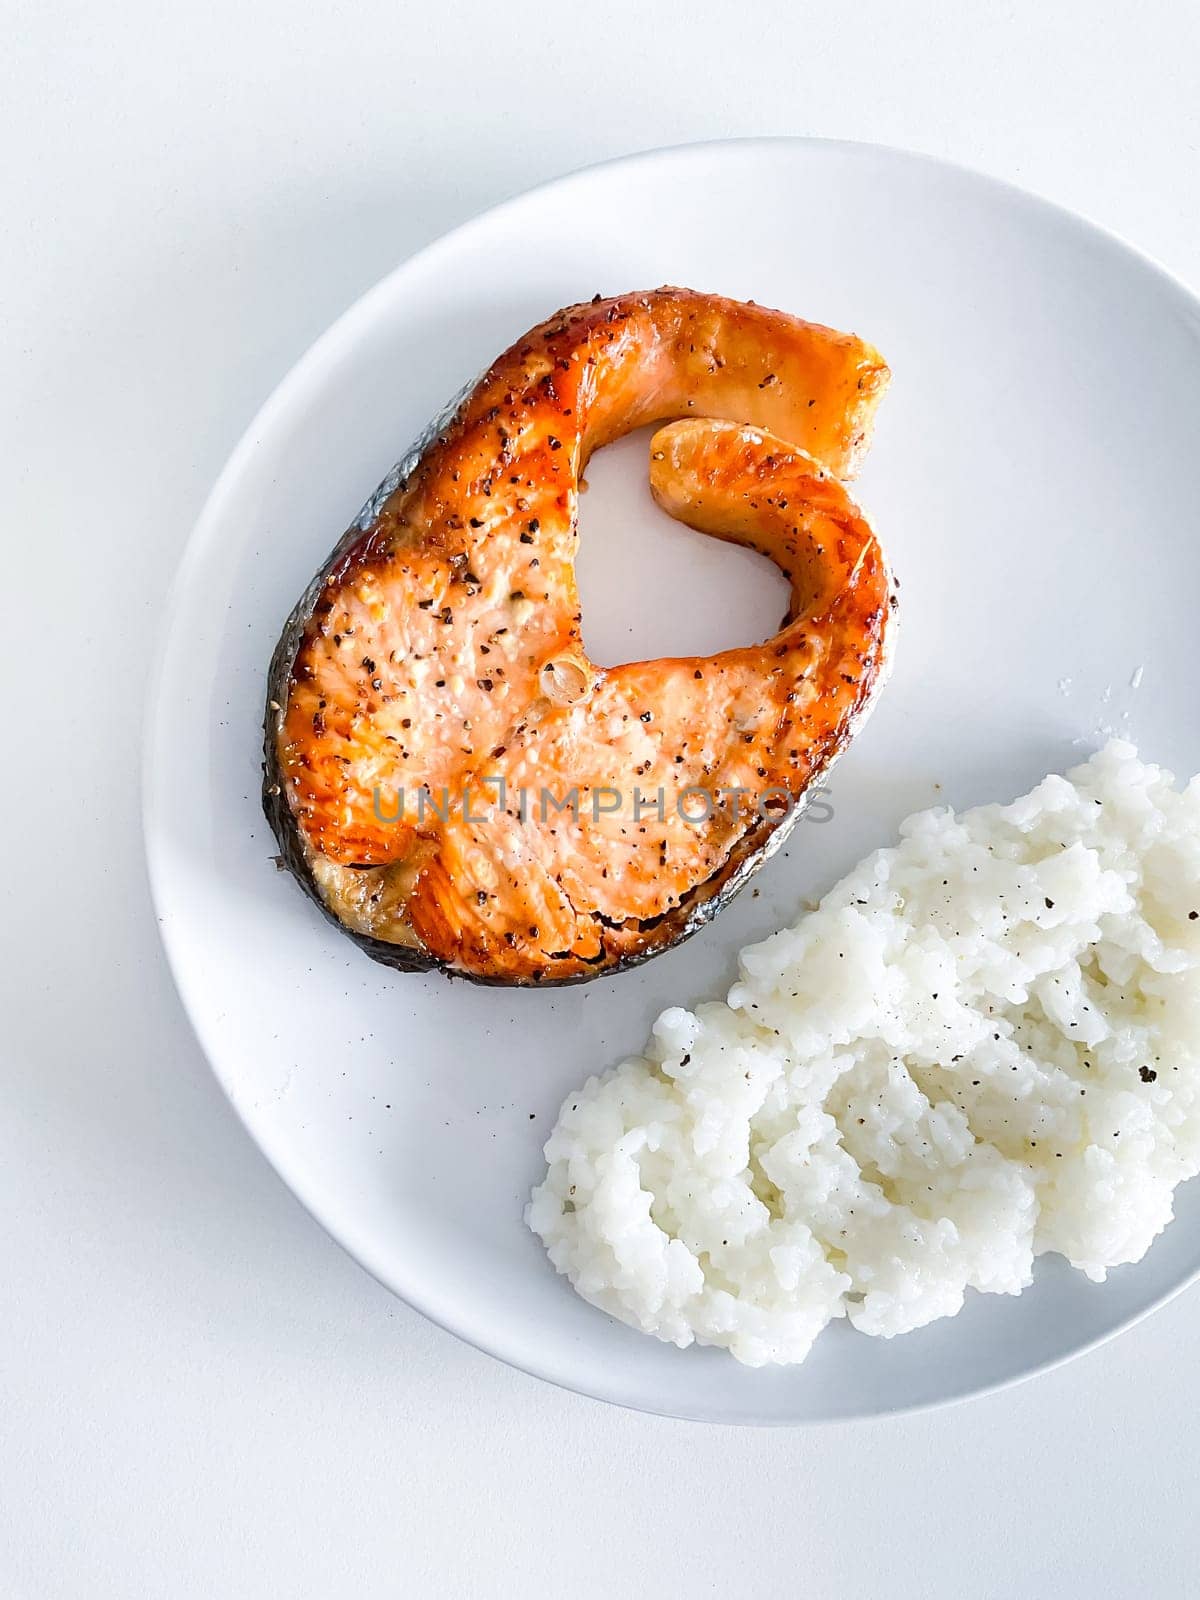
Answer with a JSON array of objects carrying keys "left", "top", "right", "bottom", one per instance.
[{"left": 264, "top": 287, "right": 895, "bottom": 984}]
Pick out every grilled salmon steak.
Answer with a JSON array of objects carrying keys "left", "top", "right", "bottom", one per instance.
[{"left": 264, "top": 288, "right": 894, "bottom": 984}]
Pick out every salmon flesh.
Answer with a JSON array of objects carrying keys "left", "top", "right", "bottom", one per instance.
[{"left": 264, "top": 288, "right": 894, "bottom": 984}]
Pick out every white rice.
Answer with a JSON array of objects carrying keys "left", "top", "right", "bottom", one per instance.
[{"left": 526, "top": 741, "right": 1200, "bottom": 1366}]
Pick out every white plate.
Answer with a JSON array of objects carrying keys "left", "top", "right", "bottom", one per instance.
[{"left": 145, "top": 139, "right": 1200, "bottom": 1423}]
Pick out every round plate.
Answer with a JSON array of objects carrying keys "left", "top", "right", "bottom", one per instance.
[{"left": 145, "top": 139, "right": 1200, "bottom": 1423}]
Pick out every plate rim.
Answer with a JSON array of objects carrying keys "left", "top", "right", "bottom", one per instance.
[{"left": 142, "top": 134, "right": 1200, "bottom": 1425}]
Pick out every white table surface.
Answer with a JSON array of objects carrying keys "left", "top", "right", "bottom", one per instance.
[{"left": 5, "top": 2, "right": 1199, "bottom": 1594}]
